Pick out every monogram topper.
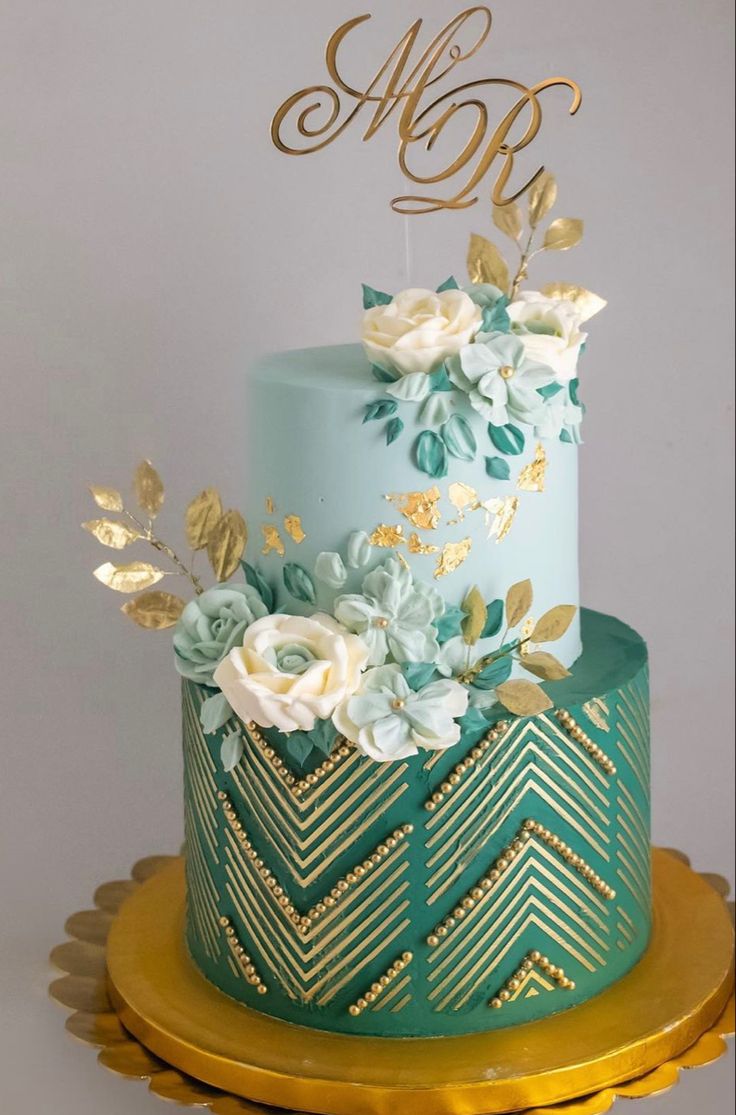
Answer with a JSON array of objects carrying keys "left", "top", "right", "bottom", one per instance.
[{"left": 272, "top": 7, "right": 582, "bottom": 216}]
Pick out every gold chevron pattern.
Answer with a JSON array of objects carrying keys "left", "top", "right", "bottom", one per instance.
[
  {"left": 182, "top": 684, "right": 222, "bottom": 962},
  {"left": 424, "top": 716, "right": 613, "bottom": 907},
  {"left": 615, "top": 676, "right": 651, "bottom": 921},
  {"left": 489, "top": 951, "right": 576, "bottom": 1009},
  {"left": 427, "top": 835, "right": 611, "bottom": 1012}
]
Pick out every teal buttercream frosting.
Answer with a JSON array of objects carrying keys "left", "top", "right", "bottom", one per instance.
[{"left": 183, "top": 609, "right": 652, "bottom": 1039}]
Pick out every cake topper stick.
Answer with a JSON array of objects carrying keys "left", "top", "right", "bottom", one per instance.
[{"left": 272, "top": 7, "right": 582, "bottom": 215}]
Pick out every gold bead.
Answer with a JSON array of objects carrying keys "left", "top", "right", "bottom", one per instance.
[
  {"left": 349, "top": 1005, "right": 361, "bottom": 1018},
  {"left": 491, "top": 998, "right": 503, "bottom": 1009},
  {"left": 499, "top": 989, "right": 511, "bottom": 1002},
  {"left": 257, "top": 984, "right": 268, "bottom": 995},
  {"left": 428, "top": 935, "right": 440, "bottom": 948}
]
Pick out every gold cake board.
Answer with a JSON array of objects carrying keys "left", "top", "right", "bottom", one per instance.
[{"left": 50, "top": 848, "right": 734, "bottom": 1115}]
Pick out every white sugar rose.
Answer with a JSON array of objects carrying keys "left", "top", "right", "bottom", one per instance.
[
  {"left": 363, "top": 288, "right": 483, "bottom": 378},
  {"left": 213, "top": 614, "right": 369, "bottom": 734},
  {"left": 508, "top": 292, "right": 587, "bottom": 383}
]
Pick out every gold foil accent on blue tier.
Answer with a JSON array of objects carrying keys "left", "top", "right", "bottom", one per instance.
[
  {"left": 483, "top": 496, "right": 519, "bottom": 542},
  {"left": 265, "top": 497, "right": 275, "bottom": 515},
  {"left": 283, "top": 515, "right": 306, "bottom": 544},
  {"left": 348, "top": 953, "right": 414, "bottom": 1017},
  {"left": 385, "top": 488, "right": 442, "bottom": 530},
  {"left": 448, "top": 482, "right": 479, "bottom": 519},
  {"left": 435, "top": 538, "right": 472, "bottom": 579},
  {"left": 517, "top": 443, "right": 548, "bottom": 493},
  {"left": 490, "top": 952, "right": 575, "bottom": 1009},
  {"left": 261, "top": 524, "right": 285, "bottom": 557},
  {"left": 370, "top": 524, "right": 405, "bottom": 548},
  {"left": 408, "top": 533, "right": 439, "bottom": 556}
]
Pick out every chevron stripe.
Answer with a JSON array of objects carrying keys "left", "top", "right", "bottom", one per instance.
[
  {"left": 613, "top": 677, "right": 651, "bottom": 922},
  {"left": 183, "top": 685, "right": 222, "bottom": 961},
  {"left": 582, "top": 698, "right": 610, "bottom": 733}
]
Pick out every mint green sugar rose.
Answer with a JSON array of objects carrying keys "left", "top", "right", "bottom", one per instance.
[{"left": 173, "top": 584, "right": 269, "bottom": 686}]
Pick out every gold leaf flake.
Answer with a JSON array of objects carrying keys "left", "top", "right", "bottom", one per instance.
[
  {"left": 496, "top": 679, "right": 553, "bottom": 716},
  {"left": 467, "top": 234, "right": 510, "bottom": 294},
  {"left": 493, "top": 201, "right": 524, "bottom": 242},
  {"left": 207, "top": 511, "right": 248, "bottom": 582},
  {"left": 185, "top": 489, "right": 223, "bottom": 551},
  {"left": 543, "top": 218, "right": 584, "bottom": 252},
  {"left": 82, "top": 519, "right": 141, "bottom": 550},
  {"left": 528, "top": 171, "right": 558, "bottom": 227},
  {"left": 284, "top": 515, "right": 306, "bottom": 544},
  {"left": 434, "top": 538, "right": 472, "bottom": 579},
  {"left": 385, "top": 488, "right": 442, "bottom": 530},
  {"left": 370, "top": 524, "right": 405, "bottom": 548},
  {"left": 462, "top": 586, "right": 487, "bottom": 646},
  {"left": 517, "top": 444, "right": 548, "bottom": 493},
  {"left": 261, "top": 524, "right": 285, "bottom": 557},
  {"left": 519, "top": 616, "right": 536, "bottom": 655},
  {"left": 506, "top": 579, "right": 533, "bottom": 628},
  {"left": 448, "top": 482, "right": 479, "bottom": 518},
  {"left": 89, "top": 485, "right": 124, "bottom": 513},
  {"left": 265, "top": 497, "right": 275, "bottom": 515},
  {"left": 408, "top": 533, "right": 439, "bottom": 556},
  {"left": 483, "top": 496, "right": 519, "bottom": 542},
  {"left": 121, "top": 591, "right": 186, "bottom": 630},
  {"left": 521, "top": 651, "right": 571, "bottom": 682},
  {"left": 541, "top": 283, "right": 607, "bottom": 323},
  {"left": 531, "top": 605, "right": 577, "bottom": 643},
  {"left": 133, "top": 461, "right": 165, "bottom": 519},
  {"left": 93, "top": 562, "right": 167, "bottom": 593}
]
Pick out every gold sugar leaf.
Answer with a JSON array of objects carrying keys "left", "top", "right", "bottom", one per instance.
[
  {"left": 467, "top": 234, "right": 510, "bottom": 294},
  {"left": 261, "top": 524, "right": 285, "bottom": 557},
  {"left": 541, "top": 283, "right": 607, "bottom": 323},
  {"left": 284, "top": 515, "right": 306, "bottom": 545},
  {"left": 483, "top": 496, "right": 519, "bottom": 542},
  {"left": 370, "top": 524, "right": 405, "bottom": 548},
  {"left": 121, "top": 591, "right": 186, "bottom": 630},
  {"left": 93, "top": 562, "right": 167, "bottom": 594},
  {"left": 185, "top": 489, "right": 224, "bottom": 551},
  {"left": 506, "top": 579, "right": 533, "bottom": 628},
  {"left": 496, "top": 679, "right": 553, "bottom": 717},
  {"left": 134, "top": 460, "right": 165, "bottom": 519},
  {"left": 543, "top": 218, "right": 584, "bottom": 252},
  {"left": 448, "top": 482, "right": 479, "bottom": 516},
  {"left": 434, "top": 538, "right": 472, "bottom": 580},
  {"left": 82, "top": 519, "right": 141, "bottom": 550},
  {"left": 521, "top": 651, "right": 571, "bottom": 682},
  {"left": 89, "top": 485, "right": 124, "bottom": 513},
  {"left": 528, "top": 171, "right": 558, "bottom": 227},
  {"left": 531, "top": 605, "right": 577, "bottom": 644},
  {"left": 493, "top": 201, "right": 524, "bottom": 242},
  {"left": 408, "top": 533, "right": 439, "bottom": 556},
  {"left": 385, "top": 488, "right": 442, "bottom": 531},
  {"left": 208, "top": 511, "right": 248, "bottom": 582},
  {"left": 462, "top": 586, "right": 487, "bottom": 647},
  {"left": 517, "top": 444, "right": 548, "bottom": 493}
]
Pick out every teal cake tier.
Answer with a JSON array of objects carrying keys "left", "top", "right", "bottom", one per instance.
[
  {"left": 183, "top": 609, "right": 651, "bottom": 1039},
  {"left": 241, "top": 344, "right": 582, "bottom": 668}
]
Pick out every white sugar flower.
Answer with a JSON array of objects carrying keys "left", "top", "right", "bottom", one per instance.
[
  {"left": 449, "top": 332, "right": 555, "bottom": 427},
  {"left": 333, "top": 665, "right": 468, "bottom": 762},
  {"left": 334, "top": 558, "right": 444, "bottom": 667},
  {"left": 362, "top": 288, "right": 482, "bottom": 378},
  {"left": 508, "top": 292, "right": 587, "bottom": 384}
]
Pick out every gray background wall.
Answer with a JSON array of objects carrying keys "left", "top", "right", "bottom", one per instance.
[{"left": 1, "top": 2, "right": 733, "bottom": 1112}]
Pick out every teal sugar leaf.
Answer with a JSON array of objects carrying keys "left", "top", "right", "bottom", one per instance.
[
  {"left": 473, "top": 656, "right": 514, "bottom": 691},
  {"left": 482, "top": 599, "right": 504, "bottom": 638},
  {"left": 569, "top": 378, "right": 582, "bottom": 407},
  {"left": 414, "top": 430, "right": 448, "bottom": 479},
  {"left": 488, "top": 423, "right": 525, "bottom": 456},
  {"left": 485, "top": 456, "right": 511, "bottom": 481},
  {"left": 560, "top": 429, "right": 574, "bottom": 444},
  {"left": 241, "top": 561, "right": 275, "bottom": 613},
  {"left": 459, "top": 707, "right": 492, "bottom": 735},
  {"left": 200, "top": 692, "right": 233, "bottom": 735},
  {"left": 221, "top": 731, "right": 244, "bottom": 773},
  {"left": 386, "top": 417, "right": 405, "bottom": 445},
  {"left": 362, "top": 284, "right": 394, "bottom": 310},
  {"left": 364, "top": 399, "right": 399, "bottom": 424},
  {"left": 482, "top": 297, "right": 511, "bottom": 333},
  {"left": 286, "top": 733, "right": 314, "bottom": 767},
  {"left": 441, "top": 414, "right": 477, "bottom": 462},
  {"left": 401, "top": 662, "right": 437, "bottom": 691},
  {"left": 310, "top": 718, "right": 338, "bottom": 757},
  {"left": 429, "top": 365, "right": 454, "bottom": 393},
  {"left": 436, "top": 276, "right": 460, "bottom": 292},
  {"left": 435, "top": 605, "right": 464, "bottom": 644},
  {"left": 538, "top": 382, "right": 564, "bottom": 400},
  {"left": 372, "top": 364, "right": 400, "bottom": 384},
  {"left": 283, "top": 563, "right": 317, "bottom": 605}
]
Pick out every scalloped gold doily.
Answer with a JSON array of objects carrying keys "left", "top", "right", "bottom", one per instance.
[{"left": 50, "top": 850, "right": 734, "bottom": 1115}]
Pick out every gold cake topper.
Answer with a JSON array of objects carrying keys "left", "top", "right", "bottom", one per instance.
[{"left": 272, "top": 7, "right": 582, "bottom": 215}]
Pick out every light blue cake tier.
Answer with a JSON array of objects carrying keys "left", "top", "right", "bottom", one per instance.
[
  {"left": 242, "top": 344, "right": 582, "bottom": 667},
  {"left": 183, "top": 609, "right": 652, "bottom": 1039}
]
